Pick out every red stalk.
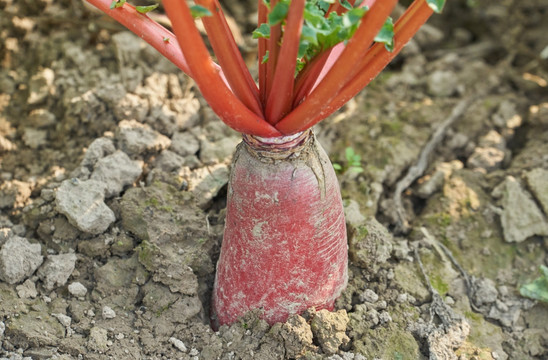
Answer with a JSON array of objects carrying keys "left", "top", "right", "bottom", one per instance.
[
  {"left": 196, "top": 0, "right": 263, "bottom": 117},
  {"left": 163, "top": 0, "right": 280, "bottom": 137},
  {"left": 265, "top": 0, "right": 282, "bottom": 103},
  {"left": 276, "top": 0, "right": 433, "bottom": 135},
  {"left": 85, "top": 0, "right": 193, "bottom": 76},
  {"left": 293, "top": 48, "right": 334, "bottom": 107},
  {"left": 258, "top": 1, "right": 268, "bottom": 103},
  {"left": 273, "top": 0, "right": 398, "bottom": 127},
  {"left": 265, "top": 0, "right": 305, "bottom": 124}
]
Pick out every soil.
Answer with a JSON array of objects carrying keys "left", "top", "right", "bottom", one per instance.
[{"left": 1, "top": 0, "right": 547, "bottom": 359}]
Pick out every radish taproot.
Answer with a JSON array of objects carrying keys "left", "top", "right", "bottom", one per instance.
[{"left": 85, "top": 0, "right": 445, "bottom": 326}]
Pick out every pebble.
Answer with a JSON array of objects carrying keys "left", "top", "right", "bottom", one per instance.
[
  {"left": 0, "top": 235, "right": 43, "bottom": 284},
  {"left": 90, "top": 150, "right": 142, "bottom": 198},
  {"left": 37, "top": 253, "right": 77, "bottom": 290},
  {"left": 102, "top": 306, "right": 116, "bottom": 319},
  {"left": 171, "top": 132, "right": 200, "bottom": 156},
  {"left": 52, "top": 313, "right": 72, "bottom": 328},
  {"left": 55, "top": 179, "right": 116, "bottom": 235},
  {"left": 379, "top": 311, "right": 392, "bottom": 324},
  {"left": 116, "top": 119, "right": 171, "bottom": 155},
  {"left": 15, "top": 279, "right": 38, "bottom": 299},
  {"left": 169, "top": 337, "right": 188, "bottom": 353},
  {"left": 473, "top": 278, "right": 498, "bottom": 306},
  {"left": 81, "top": 137, "right": 116, "bottom": 168},
  {"left": 360, "top": 289, "right": 379, "bottom": 303},
  {"left": 492, "top": 176, "right": 548, "bottom": 242},
  {"left": 68, "top": 282, "right": 88, "bottom": 298}
]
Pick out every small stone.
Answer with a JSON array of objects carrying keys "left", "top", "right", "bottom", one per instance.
[
  {"left": 360, "top": 289, "right": 379, "bottom": 303},
  {"left": 366, "top": 309, "right": 379, "bottom": 326},
  {"left": 348, "top": 218, "right": 393, "bottom": 273},
  {"left": 171, "top": 132, "right": 200, "bottom": 156},
  {"left": 492, "top": 176, "right": 548, "bottom": 243},
  {"left": 88, "top": 327, "right": 109, "bottom": 352},
  {"left": 28, "top": 108, "right": 56, "bottom": 128},
  {"left": 0, "top": 321, "right": 4, "bottom": 339},
  {"left": 467, "top": 147, "right": 505, "bottom": 172},
  {"left": 52, "top": 313, "right": 72, "bottom": 328},
  {"left": 27, "top": 68, "right": 54, "bottom": 105},
  {"left": 0, "top": 227, "right": 12, "bottom": 247},
  {"left": 154, "top": 150, "right": 186, "bottom": 172},
  {"left": 378, "top": 311, "right": 392, "bottom": 324},
  {"left": 427, "top": 70, "right": 459, "bottom": 97},
  {"left": 22, "top": 128, "right": 47, "bottom": 149},
  {"left": 102, "top": 306, "right": 116, "bottom": 319},
  {"left": 199, "top": 136, "right": 240, "bottom": 165},
  {"left": 16, "top": 279, "right": 38, "bottom": 299},
  {"left": 40, "top": 188, "right": 55, "bottom": 202},
  {"left": 55, "top": 179, "right": 116, "bottom": 235},
  {"left": 525, "top": 168, "right": 548, "bottom": 215},
  {"left": 169, "top": 337, "right": 188, "bottom": 352},
  {"left": 473, "top": 278, "right": 498, "bottom": 306},
  {"left": 81, "top": 137, "right": 116, "bottom": 168},
  {"left": 397, "top": 293, "right": 408, "bottom": 303},
  {"left": 0, "top": 235, "right": 43, "bottom": 284},
  {"left": 116, "top": 119, "right": 171, "bottom": 155},
  {"left": 310, "top": 309, "right": 350, "bottom": 355},
  {"left": 37, "top": 253, "right": 77, "bottom": 290},
  {"left": 68, "top": 282, "right": 88, "bottom": 297},
  {"left": 90, "top": 150, "right": 142, "bottom": 198}
]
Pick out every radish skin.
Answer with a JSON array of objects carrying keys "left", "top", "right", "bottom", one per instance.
[{"left": 212, "top": 132, "right": 348, "bottom": 327}]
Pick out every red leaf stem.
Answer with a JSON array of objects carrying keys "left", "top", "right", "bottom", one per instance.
[
  {"left": 276, "top": 0, "right": 434, "bottom": 135},
  {"left": 258, "top": 1, "right": 268, "bottom": 103},
  {"left": 274, "top": 0, "right": 398, "bottom": 127},
  {"left": 85, "top": 0, "right": 193, "bottom": 76},
  {"left": 265, "top": 0, "right": 282, "bottom": 103},
  {"left": 196, "top": 0, "right": 263, "bottom": 117},
  {"left": 163, "top": 0, "right": 280, "bottom": 137},
  {"left": 265, "top": 0, "right": 305, "bottom": 124}
]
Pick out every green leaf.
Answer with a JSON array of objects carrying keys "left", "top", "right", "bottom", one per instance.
[
  {"left": 520, "top": 265, "right": 548, "bottom": 303},
  {"left": 345, "top": 147, "right": 356, "bottom": 161},
  {"left": 339, "top": 0, "right": 353, "bottom": 10},
  {"left": 110, "top": 0, "right": 125, "bottom": 9},
  {"left": 136, "top": 4, "right": 159, "bottom": 14},
  {"left": 268, "top": 1, "right": 289, "bottom": 25},
  {"left": 190, "top": 4, "right": 212, "bottom": 19},
  {"left": 426, "top": 0, "right": 446, "bottom": 13},
  {"left": 332, "top": 163, "right": 342, "bottom": 171},
  {"left": 261, "top": 51, "right": 270, "bottom": 64},
  {"left": 374, "top": 17, "right": 394, "bottom": 52},
  {"left": 253, "top": 23, "right": 271, "bottom": 39}
]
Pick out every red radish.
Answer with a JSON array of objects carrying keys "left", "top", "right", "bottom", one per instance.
[
  {"left": 85, "top": 0, "right": 445, "bottom": 327},
  {"left": 212, "top": 130, "right": 347, "bottom": 326}
]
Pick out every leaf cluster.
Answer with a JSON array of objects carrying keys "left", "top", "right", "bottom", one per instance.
[
  {"left": 333, "top": 147, "right": 364, "bottom": 174},
  {"left": 253, "top": 0, "right": 395, "bottom": 73}
]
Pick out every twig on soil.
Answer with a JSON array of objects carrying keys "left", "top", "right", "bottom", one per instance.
[
  {"left": 420, "top": 227, "right": 481, "bottom": 312},
  {"left": 413, "top": 242, "right": 471, "bottom": 360},
  {"left": 393, "top": 96, "right": 475, "bottom": 234}
]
